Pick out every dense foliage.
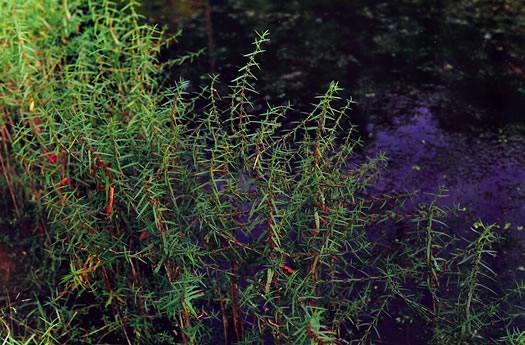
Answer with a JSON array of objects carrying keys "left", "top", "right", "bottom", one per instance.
[{"left": 0, "top": 0, "right": 523, "bottom": 344}]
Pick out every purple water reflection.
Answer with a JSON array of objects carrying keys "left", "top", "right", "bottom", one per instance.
[
  {"left": 185, "top": 100, "right": 524, "bottom": 342},
  {"left": 361, "top": 103, "right": 525, "bottom": 311},
  {"left": 364, "top": 107, "right": 525, "bottom": 237}
]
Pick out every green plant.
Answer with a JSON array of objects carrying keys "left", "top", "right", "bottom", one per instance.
[
  {"left": 499, "top": 328, "right": 525, "bottom": 345},
  {"left": 0, "top": 0, "right": 523, "bottom": 344}
]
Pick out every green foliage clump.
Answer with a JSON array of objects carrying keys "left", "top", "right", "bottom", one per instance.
[{"left": 0, "top": 0, "right": 523, "bottom": 344}]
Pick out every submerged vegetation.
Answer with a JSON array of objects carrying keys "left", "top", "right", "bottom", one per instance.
[{"left": 0, "top": 0, "right": 524, "bottom": 344}]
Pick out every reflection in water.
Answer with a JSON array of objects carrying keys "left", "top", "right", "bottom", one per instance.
[
  {"left": 133, "top": 0, "right": 525, "bottom": 342},
  {"left": 140, "top": 0, "right": 525, "bottom": 129}
]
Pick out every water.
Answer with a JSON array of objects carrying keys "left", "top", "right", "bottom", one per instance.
[
  {"left": 138, "top": 0, "right": 525, "bottom": 258},
  {"left": 136, "top": 0, "right": 525, "bottom": 342}
]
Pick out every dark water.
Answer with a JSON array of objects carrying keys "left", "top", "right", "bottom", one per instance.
[
  {"left": 135, "top": 0, "right": 525, "bottom": 342},
  {"left": 139, "top": 0, "right": 525, "bottom": 126}
]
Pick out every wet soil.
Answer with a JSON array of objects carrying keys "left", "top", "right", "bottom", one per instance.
[{"left": 0, "top": 245, "right": 15, "bottom": 287}]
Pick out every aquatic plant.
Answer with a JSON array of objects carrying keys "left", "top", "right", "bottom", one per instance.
[{"left": 0, "top": 0, "right": 523, "bottom": 344}]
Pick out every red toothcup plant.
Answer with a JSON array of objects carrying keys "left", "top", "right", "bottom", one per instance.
[{"left": 0, "top": 1, "right": 524, "bottom": 344}]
